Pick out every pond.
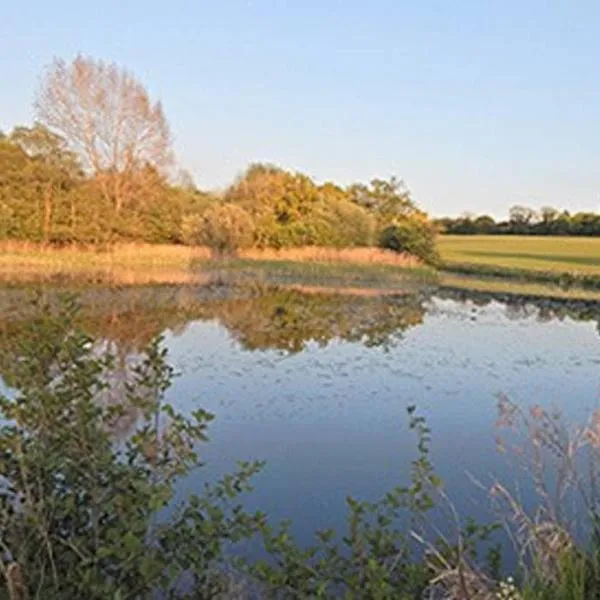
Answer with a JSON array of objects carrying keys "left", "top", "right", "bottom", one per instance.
[{"left": 1, "top": 282, "right": 599, "bottom": 557}]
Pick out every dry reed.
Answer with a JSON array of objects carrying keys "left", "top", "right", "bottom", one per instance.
[
  {"left": 0, "top": 243, "right": 419, "bottom": 267},
  {"left": 239, "top": 246, "right": 421, "bottom": 266},
  {"left": 0, "top": 242, "right": 212, "bottom": 267}
]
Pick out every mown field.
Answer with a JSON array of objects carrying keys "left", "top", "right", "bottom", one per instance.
[{"left": 439, "top": 235, "right": 600, "bottom": 274}]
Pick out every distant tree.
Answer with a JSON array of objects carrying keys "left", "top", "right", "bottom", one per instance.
[
  {"left": 508, "top": 205, "right": 538, "bottom": 233},
  {"left": 553, "top": 210, "right": 573, "bottom": 235},
  {"left": 571, "top": 212, "right": 600, "bottom": 236},
  {"left": 450, "top": 215, "right": 477, "bottom": 234},
  {"left": 540, "top": 206, "right": 558, "bottom": 224},
  {"left": 348, "top": 177, "right": 419, "bottom": 221},
  {"left": 474, "top": 215, "right": 496, "bottom": 233},
  {"left": 35, "top": 55, "right": 173, "bottom": 215}
]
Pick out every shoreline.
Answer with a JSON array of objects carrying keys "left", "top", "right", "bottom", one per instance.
[{"left": 0, "top": 242, "right": 599, "bottom": 302}]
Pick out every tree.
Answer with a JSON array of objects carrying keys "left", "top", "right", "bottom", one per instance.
[
  {"left": 193, "top": 203, "right": 256, "bottom": 254},
  {"left": 508, "top": 205, "right": 538, "bottom": 232},
  {"left": 474, "top": 215, "right": 496, "bottom": 233},
  {"left": 10, "top": 124, "right": 80, "bottom": 177},
  {"left": 35, "top": 55, "right": 173, "bottom": 215},
  {"left": 174, "top": 168, "right": 197, "bottom": 192},
  {"left": 379, "top": 218, "right": 440, "bottom": 265},
  {"left": 9, "top": 125, "right": 82, "bottom": 243},
  {"left": 348, "top": 176, "right": 419, "bottom": 221},
  {"left": 540, "top": 206, "right": 558, "bottom": 224},
  {"left": 225, "top": 165, "right": 384, "bottom": 248}
]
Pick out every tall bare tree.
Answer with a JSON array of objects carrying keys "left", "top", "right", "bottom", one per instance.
[{"left": 35, "top": 55, "right": 173, "bottom": 214}]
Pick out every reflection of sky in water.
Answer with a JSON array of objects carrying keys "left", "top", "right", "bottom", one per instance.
[{"left": 163, "top": 298, "right": 600, "bottom": 547}]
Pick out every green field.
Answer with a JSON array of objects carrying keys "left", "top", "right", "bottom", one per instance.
[{"left": 439, "top": 235, "right": 600, "bottom": 274}]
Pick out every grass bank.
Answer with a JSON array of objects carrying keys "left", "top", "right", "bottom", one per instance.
[
  {"left": 438, "top": 235, "right": 600, "bottom": 273},
  {"left": 438, "top": 235, "right": 600, "bottom": 292},
  {"left": 439, "top": 273, "right": 600, "bottom": 301},
  {"left": 5, "top": 240, "right": 600, "bottom": 301}
]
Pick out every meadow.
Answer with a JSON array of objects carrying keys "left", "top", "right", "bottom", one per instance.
[{"left": 439, "top": 235, "right": 600, "bottom": 274}]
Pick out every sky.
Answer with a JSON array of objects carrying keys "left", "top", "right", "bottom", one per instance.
[{"left": 1, "top": 0, "right": 600, "bottom": 218}]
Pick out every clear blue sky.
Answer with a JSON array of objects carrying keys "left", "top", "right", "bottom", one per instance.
[{"left": 2, "top": 0, "right": 600, "bottom": 217}]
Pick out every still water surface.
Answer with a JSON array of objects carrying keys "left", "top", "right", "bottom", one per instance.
[
  {"left": 1, "top": 284, "right": 599, "bottom": 550},
  {"left": 163, "top": 288, "right": 600, "bottom": 547}
]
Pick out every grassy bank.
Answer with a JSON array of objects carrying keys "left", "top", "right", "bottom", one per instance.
[
  {"left": 438, "top": 235, "right": 600, "bottom": 292},
  {"left": 4, "top": 240, "right": 600, "bottom": 300},
  {"left": 439, "top": 273, "right": 600, "bottom": 301},
  {"left": 438, "top": 235, "right": 600, "bottom": 273}
]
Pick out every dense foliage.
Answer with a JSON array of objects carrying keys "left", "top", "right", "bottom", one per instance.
[
  {"left": 379, "top": 218, "right": 440, "bottom": 266},
  {"left": 0, "top": 297, "right": 266, "bottom": 599},
  {"left": 0, "top": 56, "right": 438, "bottom": 262},
  {"left": 436, "top": 205, "right": 600, "bottom": 236}
]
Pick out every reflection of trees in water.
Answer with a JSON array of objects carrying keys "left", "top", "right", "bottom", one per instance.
[
  {"left": 1, "top": 284, "right": 598, "bottom": 440},
  {"left": 2, "top": 284, "right": 598, "bottom": 392},
  {"left": 504, "top": 303, "right": 538, "bottom": 321},
  {"left": 0, "top": 284, "right": 427, "bottom": 364},
  {"left": 439, "top": 289, "right": 600, "bottom": 334},
  {"left": 1, "top": 287, "right": 598, "bottom": 377},
  {"left": 195, "top": 289, "right": 426, "bottom": 353},
  {"left": 0, "top": 284, "right": 427, "bottom": 440}
]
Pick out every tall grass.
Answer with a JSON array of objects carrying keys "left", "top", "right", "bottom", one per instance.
[
  {"left": 0, "top": 243, "right": 431, "bottom": 287},
  {"left": 0, "top": 243, "right": 420, "bottom": 267},
  {"left": 431, "top": 398, "right": 600, "bottom": 599},
  {"left": 240, "top": 246, "right": 422, "bottom": 267},
  {"left": 0, "top": 242, "right": 212, "bottom": 268}
]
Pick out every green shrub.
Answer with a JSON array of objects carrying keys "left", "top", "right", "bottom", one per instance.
[
  {"left": 319, "top": 200, "right": 375, "bottom": 247},
  {"left": 379, "top": 218, "right": 440, "bottom": 265},
  {"left": 0, "top": 297, "right": 265, "bottom": 599},
  {"left": 186, "top": 203, "right": 256, "bottom": 254}
]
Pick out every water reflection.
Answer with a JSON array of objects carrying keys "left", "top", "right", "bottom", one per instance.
[
  {"left": 1, "top": 284, "right": 598, "bottom": 366},
  {"left": 0, "top": 283, "right": 430, "bottom": 364},
  {"left": 0, "top": 282, "right": 599, "bottom": 551}
]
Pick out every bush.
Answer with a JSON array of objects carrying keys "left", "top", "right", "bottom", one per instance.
[
  {"left": 319, "top": 200, "right": 375, "bottom": 247},
  {"left": 181, "top": 212, "right": 206, "bottom": 246},
  {"left": 379, "top": 218, "right": 440, "bottom": 265},
  {"left": 0, "top": 297, "right": 265, "bottom": 599},
  {"left": 184, "top": 203, "right": 256, "bottom": 254}
]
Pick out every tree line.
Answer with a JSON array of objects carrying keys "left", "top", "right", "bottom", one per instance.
[
  {"left": 436, "top": 205, "right": 600, "bottom": 236},
  {"left": 0, "top": 55, "right": 438, "bottom": 263}
]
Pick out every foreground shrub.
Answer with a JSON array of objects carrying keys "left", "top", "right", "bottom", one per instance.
[
  {"left": 245, "top": 406, "right": 442, "bottom": 598},
  {"left": 0, "top": 297, "right": 446, "bottom": 599},
  {"left": 0, "top": 297, "right": 265, "bottom": 599}
]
